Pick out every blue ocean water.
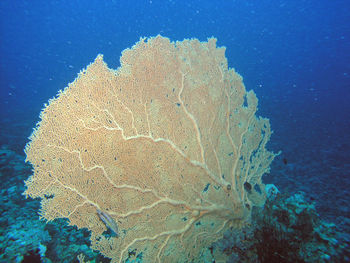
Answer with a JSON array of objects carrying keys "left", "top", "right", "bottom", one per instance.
[{"left": 0, "top": 0, "right": 349, "bottom": 262}]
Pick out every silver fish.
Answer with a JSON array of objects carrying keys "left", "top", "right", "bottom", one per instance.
[{"left": 97, "top": 209, "right": 119, "bottom": 237}]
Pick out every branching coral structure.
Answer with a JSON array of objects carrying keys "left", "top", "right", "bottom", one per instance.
[{"left": 24, "top": 36, "right": 278, "bottom": 262}]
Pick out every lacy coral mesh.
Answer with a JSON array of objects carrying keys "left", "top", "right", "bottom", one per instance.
[{"left": 24, "top": 36, "right": 277, "bottom": 262}]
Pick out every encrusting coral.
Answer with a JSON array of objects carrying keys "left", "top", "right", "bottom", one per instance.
[{"left": 24, "top": 35, "right": 278, "bottom": 262}]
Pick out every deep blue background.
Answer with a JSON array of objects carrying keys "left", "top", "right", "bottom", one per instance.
[{"left": 1, "top": 0, "right": 349, "bottom": 222}]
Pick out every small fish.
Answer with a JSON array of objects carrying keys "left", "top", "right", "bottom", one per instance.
[
  {"left": 283, "top": 158, "right": 288, "bottom": 165},
  {"left": 97, "top": 209, "right": 119, "bottom": 237}
]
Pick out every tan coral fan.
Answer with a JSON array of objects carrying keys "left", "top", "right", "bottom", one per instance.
[{"left": 24, "top": 36, "right": 277, "bottom": 262}]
